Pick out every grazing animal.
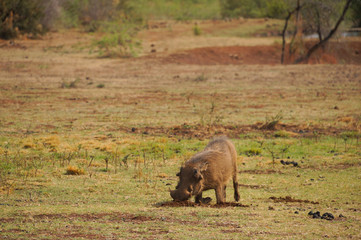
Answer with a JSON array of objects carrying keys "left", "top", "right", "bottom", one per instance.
[{"left": 170, "top": 137, "right": 240, "bottom": 204}]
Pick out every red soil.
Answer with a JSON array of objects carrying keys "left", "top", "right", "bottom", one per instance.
[{"left": 162, "top": 41, "right": 361, "bottom": 65}]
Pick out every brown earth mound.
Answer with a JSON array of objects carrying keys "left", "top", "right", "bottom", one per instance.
[
  {"left": 162, "top": 41, "right": 361, "bottom": 65},
  {"left": 158, "top": 201, "right": 249, "bottom": 208}
]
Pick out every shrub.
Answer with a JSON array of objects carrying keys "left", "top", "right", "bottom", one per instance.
[
  {"left": 220, "top": 0, "right": 290, "bottom": 19},
  {"left": 350, "top": 0, "right": 361, "bottom": 27},
  {"left": 244, "top": 148, "right": 262, "bottom": 156},
  {"left": 60, "top": 0, "right": 135, "bottom": 31},
  {"left": 266, "top": 0, "right": 288, "bottom": 19},
  {"left": 220, "top": 0, "right": 267, "bottom": 18},
  {"left": 90, "top": 21, "right": 141, "bottom": 58},
  {"left": 193, "top": 24, "right": 202, "bottom": 36},
  {"left": 60, "top": 0, "right": 85, "bottom": 28},
  {"left": 40, "top": 0, "right": 61, "bottom": 31},
  {"left": 0, "top": 0, "right": 45, "bottom": 39}
]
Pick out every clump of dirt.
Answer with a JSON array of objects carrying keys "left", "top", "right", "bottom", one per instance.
[
  {"left": 239, "top": 169, "right": 283, "bottom": 175},
  {"left": 270, "top": 196, "right": 319, "bottom": 204},
  {"left": 158, "top": 201, "right": 249, "bottom": 208},
  {"left": 280, "top": 160, "right": 299, "bottom": 167},
  {"left": 158, "top": 201, "right": 200, "bottom": 207},
  {"left": 308, "top": 211, "right": 336, "bottom": 220}
]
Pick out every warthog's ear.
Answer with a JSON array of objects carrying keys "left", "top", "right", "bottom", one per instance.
[
  {"left": 199, "top": 162, "right": 208, "bottom": 172},
  {"left": 194, "top": 162, "right": 208, "bottom": 181}
]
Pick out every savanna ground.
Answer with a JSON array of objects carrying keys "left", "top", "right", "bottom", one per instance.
[{"left": 0, "top": 19, "right": 361, "bottom": 239}]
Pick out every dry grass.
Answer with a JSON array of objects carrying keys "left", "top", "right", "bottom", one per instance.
[{"left": 0, "top": 20, "right": 360, "bottom": 239}]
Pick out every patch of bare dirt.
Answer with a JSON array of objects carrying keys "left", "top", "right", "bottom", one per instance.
[
  {"left": 161, "top": 41, "right": 361, "bottom": 65},
  {"left": 157, "top": 201, "right": 249, "bottom": 208},
  {"left": 269, "top": 196, "right": 319, "bottom": 204},
  {"left": 332, "top": 162, "right": 361, "bottom": 170},
  {"left": 17, "top": 212, "right": 155, "bottom": 223},
  {"left": 162, "top": 45, "right": 280, "bottom": 65},
  {"left": 125, "top": 122, "right": 357, "bottom": 139}
]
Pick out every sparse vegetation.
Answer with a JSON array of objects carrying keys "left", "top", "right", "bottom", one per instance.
[
  {"left": 0, "top": 9, "right": 360, "bottom": 240},
  {"left": 193, "top": 24, "right": 202, "bottom": 36}
]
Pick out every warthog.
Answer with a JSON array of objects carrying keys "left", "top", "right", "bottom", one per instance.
[{"left": 170, "top": 137, "right": 240, "bottom": 204}]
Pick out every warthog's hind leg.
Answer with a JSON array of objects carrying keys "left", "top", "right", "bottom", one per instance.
[{"left": 233, "top": 179, "right": 240, "bottom": 202}]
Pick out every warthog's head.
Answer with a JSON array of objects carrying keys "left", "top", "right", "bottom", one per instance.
[{"left": 170, "top": 162, "right": 208, "bottom": 201}]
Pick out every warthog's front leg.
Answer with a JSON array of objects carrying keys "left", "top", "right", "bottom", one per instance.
[
  {"left": 195, "top": 193, "right": 212, "bottom": 204},
  {"left": 195, "top": 193, "right": 203, "bottom": 203},
  {"left": 215, "top": 185, "right": 225, "bottom": 204},
  {"left": 223, "top": 185, "right": 227, "bottom": 200}
]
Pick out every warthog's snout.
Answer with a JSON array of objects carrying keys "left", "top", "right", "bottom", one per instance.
[{"left": 170, "top": 189, "right": 192, "bottom": 201}]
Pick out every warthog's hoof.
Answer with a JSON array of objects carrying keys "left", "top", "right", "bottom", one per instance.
[{"left": 201, "top": 197, "right": 212, "bottom": 204}]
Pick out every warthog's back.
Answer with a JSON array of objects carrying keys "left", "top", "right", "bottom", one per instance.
[{"left": 204, "top": 136, "right": 237, "bottom": 165}]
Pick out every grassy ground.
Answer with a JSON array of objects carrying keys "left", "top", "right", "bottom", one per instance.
[
  {"left": 1, "top": 135, "right": 360, "bottom": 239},
  {"left": 0, "top": 20, "right": 361, "bottom": 239}
]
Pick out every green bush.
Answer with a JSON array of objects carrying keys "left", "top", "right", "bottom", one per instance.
[
  {"left": 60, "top": 0, "right": 136, "bottom": 31},
  {"left": 193, "top": 24, "right": 202, "bottom": 36},
  {"left": 220, "top": 0, "right": 289, "bottom": 19},
  {"left": 266, "top": 0, "right": 288, "bottom": 19},
  {"left": 220, "top": 0, "right": 267, "bottom": 18},
  {"left": 350, "top": 0, "right": 361, "bottom": 27},
  {"left": 244, "top": 148, "right": 262, "bottom": 156},
  {"left": 0, "top": 0, "right": 45, "bottom": 39},
  {"left": 90, "top": 20, "right": 142, "bottom": 58},
  {"left": 60, "top": 0, "right": 85, "bottom": 28}
]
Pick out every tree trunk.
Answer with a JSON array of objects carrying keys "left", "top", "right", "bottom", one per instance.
[
  {"left": 281, "top": 1, "right": 302, "bottom": 64},
  {"left": 294, "top": 0, "right": 353, "bottom": 64},
  {"left": 289, "top": 0, "right": 301, "bottom": 56}
]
